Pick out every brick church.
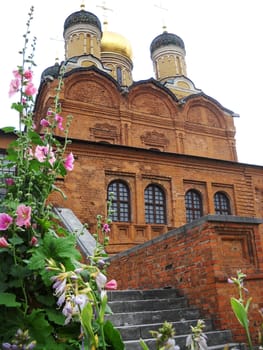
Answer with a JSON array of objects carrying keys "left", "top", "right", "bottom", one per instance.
[{"left": 1, "top": 4, "right": 263, "bottom": 342}]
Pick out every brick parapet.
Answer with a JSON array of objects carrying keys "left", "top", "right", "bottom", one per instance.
[{"left": 108, "top": 215, "right": 263, "bottom": 344}]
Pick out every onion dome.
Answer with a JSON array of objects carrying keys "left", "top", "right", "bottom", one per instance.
[
  {"left": 150, "top": 31, "right": 185, "bottom": 55},
  {"left": 63, "top": 9, "right": 102, "bottom": 35},
  {"left": 101, "top": 30, "right": 133, "bottom": 60},
  {"left": 40, "top": 62, "right": 60, "bottom": 82}
]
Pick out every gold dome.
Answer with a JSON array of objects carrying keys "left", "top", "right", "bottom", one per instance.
[{"left": 101, "top": 30, "right": 133, "bottom": 60}]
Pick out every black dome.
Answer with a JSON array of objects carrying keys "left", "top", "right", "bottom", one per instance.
[
  {"left": 63, "top": 10, "right": 102, "bottom": 34},
  {"left": 41, "top": 63, "right": 60, "bottom": 81},
  {"left": 150, "top": 31, "right": 185, "bottom": 54}
]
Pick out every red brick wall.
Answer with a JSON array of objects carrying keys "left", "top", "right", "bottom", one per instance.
[{"left": 108, "top": 216, "right": 263, "bottom": 344}]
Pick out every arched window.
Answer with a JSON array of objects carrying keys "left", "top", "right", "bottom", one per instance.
[
  {"left": 107, "top": 180, "right": 130, "bottom": 222},
  {"left": 185, "top": 190, "right": 203, "bottom": 223},
  {"left": 214, "top": 192, "right": 231, "bottom": 215},
  {"left": 144, "top": 184, "right": 166, "bottom": 224}
]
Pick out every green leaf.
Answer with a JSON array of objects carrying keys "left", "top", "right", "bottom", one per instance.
[
  {"left": 9, "top": 235, "right": 24, "bottom": 246},
  {"left": 6, "top": 147, "right": 19, "bottom": 161},
  {"left": 10, "top": 264, "right": 31, "bottom": 280},
  {"left": 1, "top": 126, "right": 16, "bottom": 133},
  {"left": 104, "top": 320, "right": 125, "bottom": 350},
  {"left": 28, "top": 130, "right": 44, "bottom": 145},
  {"left": 46, "top": 308, "right": 65, "bottom": 325},
  {"left": 26, "top": 309, "right": 53, "bottom": 343},
  {"left": 57, "top": 162, "right": 67, "bottom": 177},
  {"left": 230, "top": 297, "right": 249, "bottom": 329},
  {"left": 11, "top": 102, "right": 24, "bottom": 113},
  {"left": 0, "top": 292, "right": 21, "bottom": 307},
  {"left": 81, "top": 302, "right": 96, "bottom": 346},
  {"left": 139, "top": 339, "right": 150, "bottom": 350},
  {"left": 245, "top": 297, "right": 252, "bottom": 313}
]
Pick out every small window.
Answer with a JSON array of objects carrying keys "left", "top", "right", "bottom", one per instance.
[
  {"left": 144, "top": 184, "right": 166, "bottom": 224},
  {"left": 107, "top": 180, "right": 130, "bottom": 222},
  {"left": 185, "top": 190, "right": 203, "bottom": 223},
  {"left": 116, "top": 67, "right": 122, "bottom": 85},
  {"left": 214, "top": 191, "right": 231, "bottom": 215}
]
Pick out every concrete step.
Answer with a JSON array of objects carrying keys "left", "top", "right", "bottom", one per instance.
[
  {"left": 124, "top": 338, "right": 242, "bottom": 350},
  {"left": 106, "top": 289, "right": 241, "bottom": 350},
  {"left": 106, "top": 307, "right": 201, "bottom": 327},
  {"left": 109, "top": 296, "right": 188, "bottom": 313},
  {"left": 116, "top": 318, "right": 214, "bottom": 340},
  {"left": 107, "top": 288, "right": 180, "bottom": 301}
]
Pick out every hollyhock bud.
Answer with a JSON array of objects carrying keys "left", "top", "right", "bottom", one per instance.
[
  {"left": 105, "top": 279, "right": 117, "bottom": 290},
  {"left": 0, "top": 236, "right": 10, "bottom": 248},
  {"left": 55, "top": 114, "right": 64, "bottom": 130},
  {"left": 5, "top": 178, "right": 14, "bottom": 186},
  {"left": 30, "top": 236, "right": 38, "bottom": 246},
  {"left": 24, "top": 69, "right": 33, "bottom": 81}
]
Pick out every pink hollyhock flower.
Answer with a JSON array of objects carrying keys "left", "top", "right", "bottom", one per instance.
[
  {"left": 105, "top": 279, "right": 117, "bottom": 290},
  {"left": 12, "top": 70, "right": 21, "bottom": 79},
  {"left": 55, "top": 114, "right": 64, "bottom": 130},
  {"left": 40, "top": 119, "right": 50, "bottom": 128},
  {"left": 24, "top": 69, "right": 33, "bottom": 81},
  {"left": 102, "top": 223, "right": 110, "bottom": 233},
  {"left": 35, "top": 145, "right": 48, "bottom": 162},
  {"left": 8, "top": 78, "right": 20, "bottom": 97},
  {"left": 64, "top": 152, "right": 74, "bottom": 171},
  {"left": 24, "top": 82, "right": 37, "bottom": 96},
  {"left": 5, "top": 178, "right": 14, "bottom": 186},
  {"left": 35, "top": 145, "right": 56, "bottom": 165},
  {"left": 16, "top": 204, "right": 32, "bottom": 228},
  {"left": 0, "top": 237, "right": 10, "bottom": 248},
  {"left": 0, "top": 213, "right": 13, "bottom": 231}
]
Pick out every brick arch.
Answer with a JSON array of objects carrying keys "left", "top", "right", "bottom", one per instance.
[
  {"left": 128, "top": 85, "right": 177, "bottom": 118},
  {"left": 64, "top": 71, "right": 120, "bottom": 108},
  {"left": 185, "top": 100, "right": 226, "bottom": 129}
]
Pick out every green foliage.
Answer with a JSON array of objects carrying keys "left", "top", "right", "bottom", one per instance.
[
  {"left": 0, "top": 292, "right": 21, "bottom": 307},
  {"left": 228, "top": 270, "right": 253, "bottom": 350},
  {"left": 103, "top": 320, "right": 125, "bottom": 350}
]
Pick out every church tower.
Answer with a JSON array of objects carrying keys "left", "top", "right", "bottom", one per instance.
[
  {"left": 63, "top": 3, "right": 102, "bottom": 60},
  {"left": 150, "top": 28, "right": 187, "bottom": 80},
  {"left": 101, "top": 21, "right": 133, "bottom": 86}
]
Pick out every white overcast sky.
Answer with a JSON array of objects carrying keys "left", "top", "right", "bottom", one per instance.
[{"left": 1, "top": 0, "right": 263, "bottom": 165}]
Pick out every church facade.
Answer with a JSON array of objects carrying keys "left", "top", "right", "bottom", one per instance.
[
  {"left": 27, "top": 4, "right": 263, "bottom": 255},
  {"left": 1, "top": 4, "right": 263, "bottom": 257}
]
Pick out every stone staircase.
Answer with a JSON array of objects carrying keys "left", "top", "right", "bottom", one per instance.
[{"left": 106, "top": 288, "right": 241, "bottom": 350}]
